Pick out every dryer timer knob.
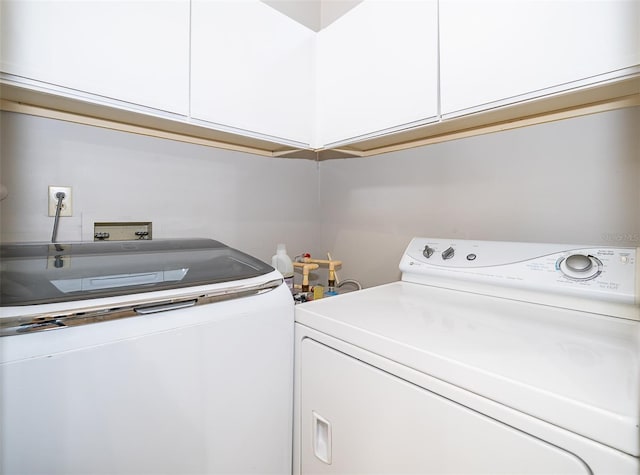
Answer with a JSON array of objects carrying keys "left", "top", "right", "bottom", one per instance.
[
  {"left": 558, "top": 254, "right": 602, "bottom": 281},
  {"left": 565, "top": 254, "right": 592, "bottom": 273}
]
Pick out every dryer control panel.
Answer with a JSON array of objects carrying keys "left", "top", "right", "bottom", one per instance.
[{"left": 400, "top": 238, "right": 639, "bottom": 319}]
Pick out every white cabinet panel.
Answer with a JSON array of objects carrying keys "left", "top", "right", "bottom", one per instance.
[
  {"left": 191, "top": 0, "right": 315, "bottom": 146},
  {"left": 317, "top": 0, "right": 439, "bottom": 147},
  {"left": 300, "top": 338, "right": 590, "bottom": 474},
  {"left": 0, "top": 0, "right": 190, "bottom": 115},
  {"left": 440, "top": 0, "right": 640, "bottom": 116}
]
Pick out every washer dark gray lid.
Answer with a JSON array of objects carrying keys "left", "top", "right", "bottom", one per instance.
[{"left": 1, "top": 239, "right": 273, "bottom": 306}]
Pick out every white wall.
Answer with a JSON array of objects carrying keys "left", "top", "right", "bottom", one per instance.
[
  {"left": 0, "top": 111, "right": 321, "bottom": 264},
  {"left": 2, "top": 108, "right": 639, "bottom": 290},
  {"left": 319, "top": 107, "right": 640, "bottom": 287}
]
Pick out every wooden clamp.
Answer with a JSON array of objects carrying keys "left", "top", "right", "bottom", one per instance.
[
  {"left": 293, "top": 261, "right": 319, "bottom": 292},
  {"left": 301, "top": 258, "right": 342, "bottom": 288}
]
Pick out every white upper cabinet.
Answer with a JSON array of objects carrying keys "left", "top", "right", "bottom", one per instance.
[
  {"left": 0, "top": 0, "right": 190, "bottom": 115},
  {"left": 191, "top": 0, "right": 315, "bottom": 146},
  {"left": 316, "top": 0, "right": 439, "bottom": 147},
  {"left": 1, "top": 0, "right": 636, "bottom": 153},
  {"left": 440, "top": 0, "right": 640, "bottom": 117}
]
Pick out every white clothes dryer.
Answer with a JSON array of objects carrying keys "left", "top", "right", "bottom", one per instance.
[{"left": 294, "top": 238, "right": 639, "bottom": 474}]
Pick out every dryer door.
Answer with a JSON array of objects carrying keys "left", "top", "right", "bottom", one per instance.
[{"left": 300, "top": 338, "right": 591, "bottom": 474}]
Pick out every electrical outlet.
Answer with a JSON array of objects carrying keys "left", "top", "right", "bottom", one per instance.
[{"left": 48, "top": 186, "right": 72, "bottom": 217}]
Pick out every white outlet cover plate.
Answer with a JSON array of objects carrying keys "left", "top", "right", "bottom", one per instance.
[{"left": 48, "top": 186, "right": 72, "bottom": 217}]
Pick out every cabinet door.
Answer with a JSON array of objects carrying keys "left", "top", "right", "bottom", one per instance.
[
  {"left": 300, "top": 338, "right": 590, "bottom": 474},
  {"left": 191, "top": 0, "right": 315, "bottom": 146},
  {"left": 440, "top": 0, "right": 640, "bottom": 117},
  {"left": 317, "top": 0, "right": 439, "bottom": 147},
  {"left": 0, "top": 0, "right": 190, "bottom": 115}
]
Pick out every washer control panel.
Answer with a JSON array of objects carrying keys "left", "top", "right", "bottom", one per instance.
[{"left": 400, "top": 237, "right": 638, "bottom": 312}]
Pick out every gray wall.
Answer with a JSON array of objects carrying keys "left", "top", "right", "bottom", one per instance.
[
  {"left": 2, "top": 107, "right": 639, "bottom": 289},
  {"left": 319, "top": 107, "right": 640, "bottom": 287},
  {"left": 0, "top": 111, "right": 321, "bottom": 264}
]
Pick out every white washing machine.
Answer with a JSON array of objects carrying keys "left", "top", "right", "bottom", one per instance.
[
  {"left": 294, "top": 237, "right": 639, "bottom": 474},
  {"left": 1, "top": 239, "right": 293, "bottom": 475}
]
